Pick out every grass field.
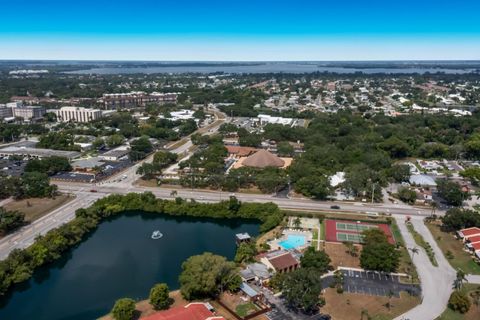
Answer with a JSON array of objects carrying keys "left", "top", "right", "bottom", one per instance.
[
  {"left": 436, "top": 284, "right": 480, "bottom": 320},
  {"left": 3, "top": 195, "right": 73, "bottom": 222},
  {"left": 322, "top": 289, "right": 420, "bottom": 320},
  {"left": 426, "top": 222, "right": 480, "bottom": 275},
  {"left": 390, "top": 220, "right": 405, "bottom": 246},
  {"left": 235, "top": 302, "right": 257, "bottom": 317},
  {"left": 324, "top": 242, "right": 361, "bottom": 269}
]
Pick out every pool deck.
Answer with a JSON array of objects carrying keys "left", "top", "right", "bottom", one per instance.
[{"left": 268, "top": 229, "right": 313, "bottom": 251}]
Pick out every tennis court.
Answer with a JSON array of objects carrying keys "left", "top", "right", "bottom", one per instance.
[
  {"left": 336, "top": 222, "right": 377, "bottom": 232},
  {"left": 325, "top": 219, "right": 395, "bottom": 244}
]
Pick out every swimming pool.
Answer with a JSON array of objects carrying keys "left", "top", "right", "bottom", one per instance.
[{"left": 278, "top": 234, "right": 306, "bottom": 250}]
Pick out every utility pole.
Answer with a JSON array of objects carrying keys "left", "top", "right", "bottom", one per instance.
[{"left": 371, "top": 182, "right": 376, "bottom": 204}]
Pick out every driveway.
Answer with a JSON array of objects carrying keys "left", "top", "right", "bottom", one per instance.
[{"left": 393, "top": 216, "right": 456, "bottom": 320}]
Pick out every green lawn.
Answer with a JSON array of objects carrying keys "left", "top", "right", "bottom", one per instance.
[
  {"left": 235, "top": 302, "right": 257, "bottom": 317},
  {"left": 436, "top": 284, "right": 480, "bottom": 320},
  {"left": 390, "top": 220, "right": 405, "bottom": 246},
  {"left": 312, "top": 228, "right": 319, "bottom": 241},
  {"left": 426, "top": 222, "right": 480, "bottom": 275}
]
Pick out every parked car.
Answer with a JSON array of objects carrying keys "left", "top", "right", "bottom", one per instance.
[
  {"left": 89, "top": 189, "right": 97, "bottom": 193},
  {"left": 330, "top": 205, "right": 340, "bottom": 209}
]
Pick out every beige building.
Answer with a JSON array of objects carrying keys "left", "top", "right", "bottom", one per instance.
[{"left": 57, "top": 106, "right": 103, "bottom": 123}]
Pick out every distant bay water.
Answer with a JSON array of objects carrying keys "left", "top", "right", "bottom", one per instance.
[{"left": 66, "top": 62, "right": 476, "bottom": 75}]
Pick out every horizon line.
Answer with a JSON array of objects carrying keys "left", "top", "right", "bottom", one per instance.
[{"left": 2, "top": 59, "right": 480, "bottom": 63}]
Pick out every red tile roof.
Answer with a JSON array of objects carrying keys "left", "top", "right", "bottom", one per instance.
[
  {"left": 460, "top": 227, "right": 480, "bottom": 237},
  {"left": 226, "top": 146, "right": 259, "bottom": 157},
  {"left": 268, "top": 252, "right": 299, "bottom": 271},
  {"left": 467, "top": 235, "right": 480, "bottom": 244},
  {"left": 141, "top": 303, "right": 225, "bottom": 320},
  {"left": 471, "top": 242, "right": 480, "bottom": 252}
]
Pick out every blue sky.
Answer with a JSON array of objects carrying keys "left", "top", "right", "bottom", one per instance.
[{"left": 0, "top": 0, "right": 479, "bottom": 60}]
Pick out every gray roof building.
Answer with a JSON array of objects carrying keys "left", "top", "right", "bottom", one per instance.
[{"left": 0, "top": 146, "right": 80, "bottom": 160}]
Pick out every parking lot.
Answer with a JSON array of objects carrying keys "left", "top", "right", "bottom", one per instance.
[
  {"left": 264, "top": 269, "right": 420, "bottom": 320},
  {"left": 324, "top": 269, "right": 420, "bottom": 298}
]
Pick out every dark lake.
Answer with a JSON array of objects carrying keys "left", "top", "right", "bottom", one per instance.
[{"left": 0, "top": 212, "right": 259, "bottom": 320}]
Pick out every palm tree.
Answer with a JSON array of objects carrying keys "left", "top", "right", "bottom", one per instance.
[
  {"left": 409, "top": 247, "right": 419, "bottom": 262},
  {"left": 293, "top": 217, "right": 301, "bottom": 229},
  {"left": 454, "top": 268, "right": 468, "bottom": 290},
  {"left": 385, "top": 290, "right": 394, "bottom": 311},
  {"left": 430, "top": 201, "right": 438, "bottom": 217}
]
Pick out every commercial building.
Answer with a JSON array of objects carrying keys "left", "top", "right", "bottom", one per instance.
[
  {"left": 0, "top": 105, "right": 13, "bottom": 120},
  {"left": 56, "top": 106, "right": 103, "bottom": 123},
  {"left": 0, "top": 146, "right": 80, "bottom": 160},
  {"left": 12, "top": 105, "right": 46, "bottom": 121},
  {"left": 102, "top": 91, "right": 178, "bottom": 109},
  {"left": 257, "top": 114, "right": 295, "bottom": 126},
  {"left": 99, "top": 147, "right": 130, "bottom": 161}
]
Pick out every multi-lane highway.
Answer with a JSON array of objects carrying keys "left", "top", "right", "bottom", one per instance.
[
  {"left": 0, "top": 192, "right": 103, "bottom": 259},
  {"left": 0, "top": 180, "right": 433, "bottom": 259}
]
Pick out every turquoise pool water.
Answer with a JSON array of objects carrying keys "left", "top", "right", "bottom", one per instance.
[{"left": 279, "top": 234, "right": 306, "bottom": 250}]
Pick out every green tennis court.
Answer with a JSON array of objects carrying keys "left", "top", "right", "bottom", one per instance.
[
  {"left": 336, "top": 232, "right": 364, "bottom": 243},
  {"left": 336, "top": 222, "right": 378, "bottom": 232}
]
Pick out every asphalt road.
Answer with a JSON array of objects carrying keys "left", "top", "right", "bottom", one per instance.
[
  {"left": 57, "top": 183, "right": 434, "bottom": 216},
  {"left": 0, "top": 192, "right": 103, "bottom": 259}
]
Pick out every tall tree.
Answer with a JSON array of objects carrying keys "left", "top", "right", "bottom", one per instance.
[
  {"left": 179, "top": 252, "right": 241, "bottom": 300},
  {"left": 111, "top": 298, "right": 136, "bottom": 320},
  {"left": 149, "top": 283, "right": 173, "bottom": 310},
  {"left": 282, "top": 268, "right": 324, "bottom": 314}
]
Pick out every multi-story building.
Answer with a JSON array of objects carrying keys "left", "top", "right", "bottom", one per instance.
[
  {"left": 56, "top": 106, "right": 103, "bottom": 123},
  {"left": 0, "top": 105, "right": 13, "bottom": 120},
  {"left": 102, "top": 91, "right": 177, "bottom": 109},
  {"left": 12, "top": 105, "right": 46, "bottom": 121}
]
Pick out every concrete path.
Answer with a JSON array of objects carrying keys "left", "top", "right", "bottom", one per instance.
[
  {"left": 0, "top": 197, "right": 13, "bottom": 207},
  {"left": 466, "top": 274, "right": 480, "bottom": 284},
  {"left": 394, "top": 217, "right": 456, "bottom": 320}
]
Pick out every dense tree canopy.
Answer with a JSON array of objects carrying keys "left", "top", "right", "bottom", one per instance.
[
  {"left": 360, "top": 229, "right": 400, "bottom": 272},
  {"left": 24, "top": 157, "right": 72, "bottom": 176},
  {"left": 0, "top": 208, "right": 25, "bottom": 235},
  {"left": 300, "top": 247, "right": 332, "bottom": 274},
  {"left": 179, "top": 252, "right": 241, "bottom": 300},
  {"left": 129, "top": 136, "right": 153, "bottom": 161},
  {"left": 282, "top": 268, "right": 324, "bottom": 314},
  {"left": 436, "top": 179, "right": 468, "bottom": 206},
  {"left": 441, "top": 208, "right": 480, "bottom": 231},
  {"left": 234, "top": 241, "right": 257, "bottom": 264}
]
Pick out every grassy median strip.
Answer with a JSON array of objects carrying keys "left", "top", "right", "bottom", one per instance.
[{"left": 406, "top": 223, "right": 438, "bottom": 267}]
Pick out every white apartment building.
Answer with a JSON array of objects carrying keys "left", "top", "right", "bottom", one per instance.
[{"left": 57, "top": 106, "right": 103, "bottom": 123}]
